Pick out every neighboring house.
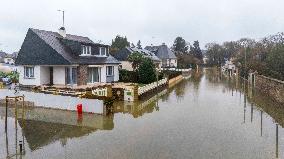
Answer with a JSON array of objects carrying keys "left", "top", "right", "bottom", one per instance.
[
  {"left": 15, "top": 27, "right": 120, "bottom": 86},
  {"left": 222, "top": 59, "right": 236, "bottom": 76},
  {"left": 145, "top": 43, "right": 177, "bottom": 68},
  {"left": 112, "top": 47, "right": 161, "bottom": 71},
  {"left": 4, "top": 54, "right": 15, "bottom": 65},
  {"left": 0, "top": 51, "right": 7, "bottom": 63}
]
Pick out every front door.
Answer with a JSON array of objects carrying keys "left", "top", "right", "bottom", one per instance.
[
  {"left": 88, "top": 67, "right": 100, "bottom": 83},
  {"left": 49, "top": 67, "right": 53, "bottom": 85}
]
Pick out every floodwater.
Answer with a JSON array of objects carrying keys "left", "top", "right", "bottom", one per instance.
[{"left": 0, "top": 68, "right": 283, "bottom": 159}]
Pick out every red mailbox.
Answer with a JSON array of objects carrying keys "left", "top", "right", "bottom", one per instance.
[{"left": 77, "top": 104, "right": 83, "bottom": 114}]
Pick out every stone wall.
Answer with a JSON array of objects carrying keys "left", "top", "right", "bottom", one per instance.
[
  {"left": 77, "top": 65, "right": 88, "bottom": 86},
  {"left": 255, "top": 75, "right": 284, "bottom": 104}
]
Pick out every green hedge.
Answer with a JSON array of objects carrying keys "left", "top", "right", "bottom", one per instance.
[{"left": 119, "top": 69, "right": 138, "bottom": 83}]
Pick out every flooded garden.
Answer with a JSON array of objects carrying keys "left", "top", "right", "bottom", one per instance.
[{"left": 0, "top": 68, "right": 283, "bottom": 159}]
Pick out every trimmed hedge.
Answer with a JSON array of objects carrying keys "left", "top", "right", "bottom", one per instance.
[{"left": 119, "top": 69, "right": 138, "bottom": 83}]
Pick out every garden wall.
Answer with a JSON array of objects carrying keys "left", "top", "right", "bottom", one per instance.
[{"left": 255, "top": 75, "right": 284, "bottom": 104}]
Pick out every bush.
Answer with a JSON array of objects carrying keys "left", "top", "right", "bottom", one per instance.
[
  {"left": 119, "top": 69, "right": 138, "bottom": 83},
  {"left": 138, "top": 58, "right": 157, "bottom": 84},
  {"left": 0, "top": 71, "right": 19, "bottom": 83}
]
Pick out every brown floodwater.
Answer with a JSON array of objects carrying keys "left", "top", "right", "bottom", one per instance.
[{"left": 0, "top": 68, "right": 283, "bottom": 159}]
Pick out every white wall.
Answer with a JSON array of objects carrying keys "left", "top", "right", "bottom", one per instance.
[
  {"left": 100, "top": 65, "right": 119, "bottom": 83},
  {"left": 4, "top": 58, "right": 14, "bottom": 64},
  {"left": 120, "top": 61, "right": 133, "bottom": 71},
  {"left": 40, "top": 66, "right": 50, "bottom": 85},
  {"left": 53, "top": 66, "right": 66, "bottom": 85},
  {"left": 171, "top": 58, "right": 177, "bottom": 67},
  {"left": 18, "top": 66, "right": 41, "bottom": 86},
  {"left": 114, "top": 65, "right": 119, "bottom": 81},
  {"left": 101, "top": 66, "right": 106, "bottom": 83}
]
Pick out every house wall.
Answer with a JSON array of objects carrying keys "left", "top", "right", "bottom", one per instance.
[
  {"left": 4, "top": 58, "right": 14, "bottom": 64},
  {"left": 53, "top": 66, "right": 66, "bottom": 85},
  {"left": 162, "top": 58, "right": 177, "bottom": 67},
  {"left": 101, "top": 65, "right": 119, "bottom": 83},
  {"left": 120, "top": 61, "right": 133, "bottom": 71},
  {"left": 19, "top": 66, "right": 41, "bottom": 86},
  {"left": 77, "top": 65, "right": 88, "bottom": 85},
  {"left": 40, "top": 66, "right": 50, "bottom": 85}
]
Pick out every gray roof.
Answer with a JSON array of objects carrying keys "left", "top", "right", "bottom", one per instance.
[
  {"left": 145, "top": 44, "right": 176, "bottom": 59},
  {"left": 112, "top": 47, "right": 161, "bottom": 62},
  {"left": 16, "top": 28, "right": 120, "bottom": 65},
  {"left": 127, "top": 47, "right": 161, "bottom": 62}
]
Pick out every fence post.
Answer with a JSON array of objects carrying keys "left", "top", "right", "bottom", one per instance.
[{"left": 5, "top": 96, "right": 8, "bottom": 132}]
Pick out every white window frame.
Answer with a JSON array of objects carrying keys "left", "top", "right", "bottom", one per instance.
[
  {"left": 99, "top": 47, "right": 107, "bottom": 56},
  {"left": 24, "top": 66, "right": 34, "bottom": 78},
  {"left": 106, "top": 66, "right": 114, "bottom": 76},
  {"left": 82, "top": 45, "right": 92, "bottom": 55}
]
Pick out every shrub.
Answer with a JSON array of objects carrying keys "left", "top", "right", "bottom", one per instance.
[
  {"left": 119, "top": 69, "right": 138, "bottom": 83},
  {"left": 138, "top": 58, "right": 157, "bottom": 84}
]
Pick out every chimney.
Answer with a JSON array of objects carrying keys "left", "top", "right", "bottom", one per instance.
[
  {"left": 58, "top": 27, "right": 66, "bottom": 38},
  {"left": 162, "top": 43, "right": 166, "bottom": 45}
]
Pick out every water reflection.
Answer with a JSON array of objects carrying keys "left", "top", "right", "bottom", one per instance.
[
  {"left": 0, "top": 68, "right": 283, "bottom": 159},
  {"left": 204, "top": 68, "right": 283, "bottom": 158}
]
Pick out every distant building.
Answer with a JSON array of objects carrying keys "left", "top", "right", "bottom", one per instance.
[
  {"left": 4, "top": 54, "right": 15, "bottom": 65},
  {"left": 222, "top": 59, "right": 236, "bottom": 76},
  {"left": 112, "top": 47, "right": 161, "bottom": 71},
  {"left": 145, "top": 43, "right": 177, "bottom": 68}
]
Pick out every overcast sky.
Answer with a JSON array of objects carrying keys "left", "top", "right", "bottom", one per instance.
[{"left": 1, "top": 0, "right": 284, "bottom": 53}]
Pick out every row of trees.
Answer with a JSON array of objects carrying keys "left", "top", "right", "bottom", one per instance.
[
  {"left": 110, "top": 35, "right": 204, "bottom": 69},
  {"left": 205, "top": 33, "right": 284, "bottom": 80},
  {"left": 172, "top": 37, "right": 203, "bottom": 68}
]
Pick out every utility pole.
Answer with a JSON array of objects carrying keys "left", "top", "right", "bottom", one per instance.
[{"left": 57, "top": 10, "right": 65, "bottom": 27}]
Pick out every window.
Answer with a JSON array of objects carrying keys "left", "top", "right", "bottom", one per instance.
[
  {"left": 106, "top": 66, "right": 114, "bottom": 76},
  {"left": 65, "top": 67, "right": 77, "bottom": 85},
  {"left": 88, "top": 67, "right": 100, "bottom": 83},
  {"left": 82, "top": 45, "right": 91, "bottom": 55},
  {"left": 99, "top": 47, "right": 107, "bottom": 56},
  {"left": 24, "top": 66, "right": 34, "bottom": 78}
]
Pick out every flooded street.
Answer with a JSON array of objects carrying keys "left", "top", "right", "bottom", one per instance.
[{"left": 0, "top": 68, "right": 283, "bottom": 159}]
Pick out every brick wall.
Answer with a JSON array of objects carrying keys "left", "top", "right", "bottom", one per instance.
[
  {"left": 255, "top": 75, "right": 284, "bottom": 104},
  {"left": 77, "top": 65, "right": 88, "bottom": 86}
]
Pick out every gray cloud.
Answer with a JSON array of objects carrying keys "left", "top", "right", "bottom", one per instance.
[{"left": 1, "top": 0, "right": 284, "bottom": 53}]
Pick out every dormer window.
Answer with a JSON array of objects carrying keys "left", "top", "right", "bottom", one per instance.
[
  {"left": 99, "top": 47, "right": 107, "bottom": 56},
  {"left": 82, "top": 45, "right": 91, "bottom": 55}
]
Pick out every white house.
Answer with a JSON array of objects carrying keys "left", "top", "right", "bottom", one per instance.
[
  {"left": 222, "top": 59, "right": 236, "bottom": 76},
  {"left": 145, "top": 43, "right": 177, "bottom": 68},
  {"left": 3, "top": 53, "right": 15, "bottom": 65},
  {"left": 112, "top": 47, "right": 162, "bottom": 71},
  {"left": 16, "top": 27, "right": 120, "bottom": 86}
]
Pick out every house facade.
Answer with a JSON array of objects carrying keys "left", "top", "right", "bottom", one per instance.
[
  {"left": 4, "top": 55, "right": 15, "bottom": 65},
  {"left": 16, "top": 28, "right": 120, "bottom": 86},
  {"left": 145, "top": 43, "right": 177, "bottom": 68},
  {"left": 112, "top": 47, "right": 161, "bottom": 71}
]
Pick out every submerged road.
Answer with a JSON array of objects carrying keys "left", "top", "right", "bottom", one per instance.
[{"left": 0, "top": 68, "right": 283, "bottom": 159}]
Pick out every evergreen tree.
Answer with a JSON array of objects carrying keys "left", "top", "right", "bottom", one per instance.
[
  {"left": 111, "top": 35, "right": 130, "bottom": 51},
  {"left": 172, "top": 37, "right": 188, "bottom": 53},
  {"left": 138, "top": 58, "right": 156, "bottom": 84},
  {"left": 137, "top": 40, "right": 142, "bottom": 49},
  {"left": 190, "top": 41, "right": 203, "bottom": 60}
]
